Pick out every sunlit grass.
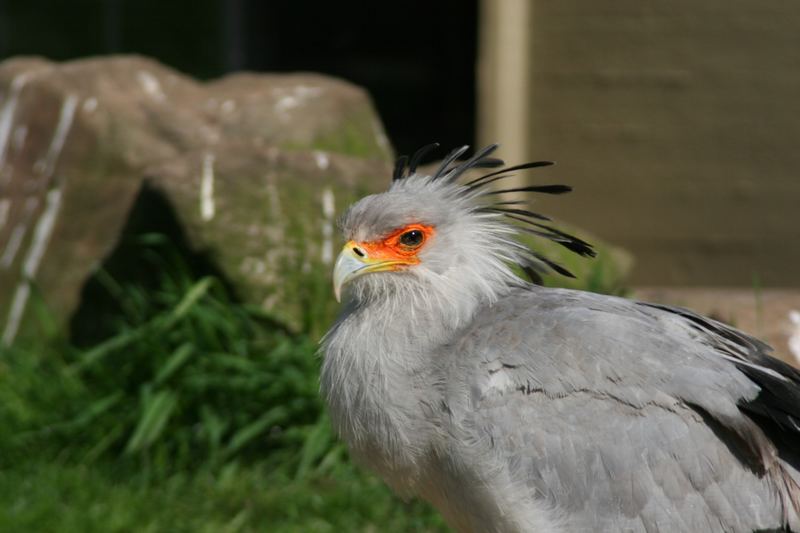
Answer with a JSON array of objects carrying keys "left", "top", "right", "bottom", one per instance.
[
  {"left": 0, "top": 461, "right": 445, "bottom": 533},
  {"left": 0, "top": 235, "right": 445, "bottom": 532}
]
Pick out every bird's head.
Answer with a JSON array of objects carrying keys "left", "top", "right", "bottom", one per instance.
[{"left": 333, "top": 144, "right": 595, "bottom": 317}]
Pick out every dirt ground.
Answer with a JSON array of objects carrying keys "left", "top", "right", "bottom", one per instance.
[{"left": 633, "top": 287, "right": 800, "bottom": 369}]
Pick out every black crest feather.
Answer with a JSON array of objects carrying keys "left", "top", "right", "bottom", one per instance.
[
  {"left": 432, "top": 145, "right": 470, "bottom": 180},
  {"left": 392, "top": 143, "right": 594, "bottom": 280},
  {"left": 408, "top": 142, "right": 440, "bottom": 174},
  {"left": 393, "top": 155, "right": 409, "bottom": 181}
]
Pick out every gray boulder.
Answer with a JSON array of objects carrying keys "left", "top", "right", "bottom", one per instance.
[{"left": 0, "top": 55, "right": 393, "bottom": 343}]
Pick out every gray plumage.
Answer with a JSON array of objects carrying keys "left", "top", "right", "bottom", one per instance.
[{"left": 321, "top": 145, "right": 800, "bottom": 532}]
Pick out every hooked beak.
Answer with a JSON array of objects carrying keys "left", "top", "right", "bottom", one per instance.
[{"left": 332, "top": 241, "right": 407, "bottom": 302}]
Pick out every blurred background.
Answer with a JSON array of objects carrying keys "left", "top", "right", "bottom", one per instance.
[{"left": 0, "top": 1, "right": 798, "bottom": 531}]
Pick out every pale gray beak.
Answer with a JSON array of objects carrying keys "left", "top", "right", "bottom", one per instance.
[
  {"left": 332, "top": 242, "right": 406, "bottom": 302},
  {"left": 333, "top": 245, "right": 368, "bottom": 302}
]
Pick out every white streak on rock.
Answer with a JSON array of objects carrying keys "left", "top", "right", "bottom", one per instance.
[
  {"left": 322, "top": 187, "right": 335, "bottom": 218},
  {"left": 83, "top": 97, "right": 98, "bottom": 113},
  {"left": 2, "top": 188, "right": 62, "bottom": 345},
  {"left": 789, "top": 310, "right": 800, "bottom": 366},
  {"left": 136, "top": 70, "right": 166, "bottom": 102},
  {"left": 22, "top": 189, "right": 62, "bottom": 278},
  {"left": 200, "top": 153, "right": 215, "bottom": 221},
  {"left": 264, "top": 176, "right": 285, "bottom": 244},
  {"left": 314, "top": 151, "right": 330, "bottom": 170},
  {"left": 0, "top": 224, "right": 25, "bottom": 268},
  {"left": 373, "top": 120, "right": 389, "bottom": 150},
  {"left": 37, "top": 94, "right": 79, "bottom": 179},
  {"left": 273, "top": 85, "right": 323, "bottom": 121},
  {"left": 0, "top": 197, "right": 38, "bottom": 268},
  {"left": 1, "top": 283, "right": 29, "bottom": 345},
  {"left": 275, "top": 95, "right": 299, "bottom": 118},
  {"left": 0, "top": 198, "right": 9, "bottom": 230},
  {"left": 320, "top": 187, "right": 335, "bottom": 264},
  {"left": 221, "top": 99, "right": 236, "bottom": 114},
  {"left": 0, "top": 73, "right": 29, "bottom": 169}
]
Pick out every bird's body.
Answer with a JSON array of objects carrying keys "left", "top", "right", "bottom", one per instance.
[{"left": 321, "top": 145, "right": 800, "bottom": 532}]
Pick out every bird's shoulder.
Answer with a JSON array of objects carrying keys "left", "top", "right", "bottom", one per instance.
[
  {"left": 435, "top": 286, "right": 800, "bottom": 531},
  {"left": 448, "top": 286, "right": 761, "bottom": 406},
  {"left": 450, "top": 286, "right": 800, "bottom": 428}
]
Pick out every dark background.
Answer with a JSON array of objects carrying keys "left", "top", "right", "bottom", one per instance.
[{"left": 0, "top": 0, "right": 478, "bottom": 159}]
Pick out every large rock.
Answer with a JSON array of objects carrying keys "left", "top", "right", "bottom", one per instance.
[{"left": 0, "top": 55, "right": 393, "bottom": 343}]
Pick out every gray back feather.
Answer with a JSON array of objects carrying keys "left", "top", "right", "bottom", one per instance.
[{"left": 446, "top": 286, "right": 800, "bottom": 531}]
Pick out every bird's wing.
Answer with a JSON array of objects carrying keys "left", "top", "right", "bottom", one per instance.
[{"left": 443, "top": 287, "right": 800, "bottom": 532}]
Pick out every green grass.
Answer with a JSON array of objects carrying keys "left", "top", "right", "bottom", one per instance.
[
  {"left": 0, "top": 460, "right": 445, "bottom": 533},
  {"left": 0, "top": 235, "right": 446, "bottom": 532}
]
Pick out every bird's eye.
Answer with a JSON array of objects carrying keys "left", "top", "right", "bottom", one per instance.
[{"left": 399, "top": 229, "right": 424, "bottom": 248}]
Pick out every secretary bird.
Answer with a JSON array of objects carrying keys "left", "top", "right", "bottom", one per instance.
[{"left": 321, "top": 143, "right": 800, "bottom": 532}]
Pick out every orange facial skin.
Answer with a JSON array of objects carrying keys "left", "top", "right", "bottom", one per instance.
[{"left": 353, "top": 224, "right": 435, "bottom": 266}]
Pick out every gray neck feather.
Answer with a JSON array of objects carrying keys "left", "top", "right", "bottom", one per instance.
[{"left": 321, "top": 273, "right": 510, "bottom": 490}]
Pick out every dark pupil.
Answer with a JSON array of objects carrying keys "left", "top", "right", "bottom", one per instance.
[{"left": 400, "top": 230, "right": 423, "bottom": 247}]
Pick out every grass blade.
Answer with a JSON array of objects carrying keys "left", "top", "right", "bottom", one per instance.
[{"left": 125, "top": 390, "right": 178, "bottom": 454}]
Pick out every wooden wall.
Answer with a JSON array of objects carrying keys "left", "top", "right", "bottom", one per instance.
[{"left": 480, "top": 0, "right": 800, "bottom": 286}]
